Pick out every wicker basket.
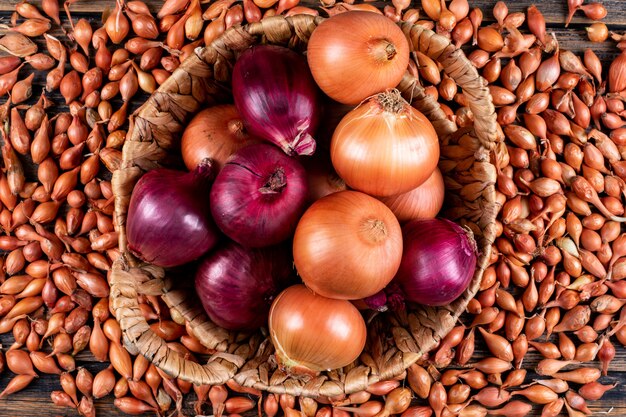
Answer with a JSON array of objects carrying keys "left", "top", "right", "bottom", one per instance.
[{"left": 110, "top": 14, "right": 501, "bottom": 397}]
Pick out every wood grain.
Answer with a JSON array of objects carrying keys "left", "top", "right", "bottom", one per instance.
[
  {"left": 1, "top": 0, "right": 626, "bottom": 26},
  {"left": 0, "top": 0, "right": 625, "bottom": 416}
]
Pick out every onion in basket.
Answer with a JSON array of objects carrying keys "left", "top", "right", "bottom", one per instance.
[
  {"left": 195, "top": 242, "right": 294, "bottom": 330},
  {"left": 307, "top": 11, "right": 410, "bottom": 105},
  {"left": 394, "top": 218, "right": 478, "bottom": 306},
  {"left": 293, "top": 190, "right": 402, "bottom": 300},
  {"left": 269, "top": 284, "right": 367, "bottom": 374},
  {"left": 330, "top": 90, "right": 440, "bottom": 197},
  {"left": 379, "top": 167, "right": 445, "bottom": 222},
  {"left": 126, "top": 160, "right": 219, "bottom": 268},
  {"left": 232, "top": 44, "right": 321, "bottom": 156},
  {"left": 181, "top": 104, "right": 259, "bottom": 172},
  {"left": 210, "top": 143, "right": 308, "bottom": 248}
]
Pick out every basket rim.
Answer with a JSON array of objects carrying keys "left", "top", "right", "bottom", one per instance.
[{"left": 110, "top": 13, "right": 501, "bottom": 397}]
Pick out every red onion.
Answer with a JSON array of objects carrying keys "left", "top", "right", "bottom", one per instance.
[
  {"left": 232, "top": 44, "right": 321, "bottom": 156},
  {"left": 127, "top": 160, "right": 219, "bottom": 267},
  {"left": 394, "top": 218, "right": 477, "bottom": 306},
  {"left": 361, "top": 290, "right": 388, "bottom": 312},
  {"left": 195, "top": 241, "right": 294, "bottom": 330},
  {"left": 210, "top": 143, "right": 308, "bottom": 248}
]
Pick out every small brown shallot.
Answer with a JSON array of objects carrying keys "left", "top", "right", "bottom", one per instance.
[
  {"left": 598, "top": 337, "right": 615, "bottom": 376},
  {"left": 428, "top": 383, "right": 446, "bottom": 417},
  {"left": 536, "top": 359, "right": 579, "bottom": 376},
  {"left": 105, "top": 0, "right": 130, "bottom": 44},
  {"left": 407, "top": 364, "right": 431, "bottom": 399},
  {"left": 541, "top": 398, "right": 565, "bottom": 417},
  {"left": 473, "top": 386, "right": 511, "bottom": 407},
  {"left": 487, "top": 401, "right": 532, "bottom": 417},
  {"left": 587, "top": 22, "right": 609, "bottom": 42},
  {"left": 553, "top": 368, "right": 602, "bottom": 384},
  {"left": 578, "top": 381, "right": 618, "bottom": 401},
  {"left": 511, "top": 384, "right": 558, "bottom": 404}
]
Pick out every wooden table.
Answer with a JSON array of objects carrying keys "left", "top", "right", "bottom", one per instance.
[{"left": 0, "top": 0, "right": 625, "bottom": 415}]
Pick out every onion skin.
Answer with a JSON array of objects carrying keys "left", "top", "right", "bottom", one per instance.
[
  {"left": 195, "top": 242, "right": 294, "bottom": 330},
  {"left": 307, "top": 11, "right": 410, "bottom": 104},
  {"left": 293, "top": 190, "right": 402, "bottom": 300},
  {"left": 379, "top": 167, "right": 445, "bottom": 222},
  {"left": 331, "top": 90, "right": 440, "bottom": 197},
  {"left": 269, "top": 284, "right": 367, "bottom": 374},
  {"left": 126, "top": 160, "right": 219, "bottom": 268},
  {"left": 210, "top": 144, "right": 308, "bottom": 248},
  {"left": 232, "top": 45, "right": 321, "bottom": 156},
  {"left": 181, "top": 105, "right": 258, "bottom": 172},
  {"left": 395, "top": 218, "right": 477, "bottom": 306}
]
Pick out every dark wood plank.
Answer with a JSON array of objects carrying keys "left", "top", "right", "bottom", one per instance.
[
  {"left": 3, "top": 331, "right": 626, "bottom": 416},
  {"left": 0, "top": 0, "right": 626, "bottom": 27},
  {"left": 0, "top": 0, "right": 623, "bottom": 60},
  {"left": 450, "top": 0, "right": 626, "bottom": 27}
]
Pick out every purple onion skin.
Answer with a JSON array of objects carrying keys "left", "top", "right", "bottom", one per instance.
[
  {"left": 363, "top": 290, "right": 388, "bottom": 312},
  {"left": 210, "top": 143, "right": 308, "bottom": 248},
  {"left": 395, "top": 218, "right": 477, "bottom": 306},
  {"left": 195, "top": 241, "right": 295, "bottom": 330},
  {"left": 127, "top": 161, "right": 219, "bottom": 268},
  {"left": 232, "top": 44, "right": 321, "bottom": 156}
]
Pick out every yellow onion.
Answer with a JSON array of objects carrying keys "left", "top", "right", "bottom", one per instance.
[
  {"left": 293, "top": 191, "right": 402, "bottom": 300},
  {"left": 331, "top": 90, "right": 439, "bottom": 197},
  {"left": 379, "top": 168, "right": 445, "bottom": 222},
  {"left": 269, "top": 285, "right": 366, "bottom": 374},
  {"left": 307, "top": 11, "right": 409, "bottom": 104}
]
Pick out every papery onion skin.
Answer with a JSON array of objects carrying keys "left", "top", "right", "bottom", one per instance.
[
  {"left": 210, "top": 143, "right": 308, "bottom": 248},
  {"left": 127, "top": 160, "right": 219, "bottom": 267},
  {"left": 352, "top": 290, "right": 389, "bottom": 312},
  {"left": 195, "top": 242, "right": 294, "bottom": 330},
  {"left": 269, "top": 284, "right": 367, "bottom": 374},
  {"left": 331, "top": 90, "right": 440, "bottom": 197},
  {"left": 395, "top": 218, "right": 477, "bottom": 306},
  {"left": 293, "top": 190, "right": 402, "bottom": 300},
  {"left": 379, "top": 167, "right": 445, "bottom": 222},
  {"left": 181, "top": 105, "right": 258, "bottom": 172},
  {"left": 232, "top": 44, "right": 321, "bottom": 156},
  {"left": 307, "top": 11, "right": 410, "bottom": 104}
]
